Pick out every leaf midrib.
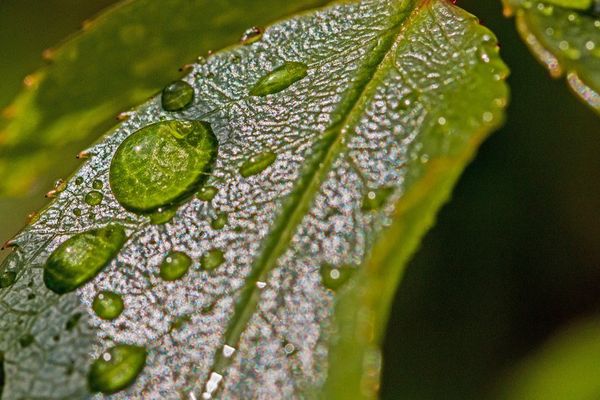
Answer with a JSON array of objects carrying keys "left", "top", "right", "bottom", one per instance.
[{"left": 205, "top": 0, "right": 430, "bottom": 389}]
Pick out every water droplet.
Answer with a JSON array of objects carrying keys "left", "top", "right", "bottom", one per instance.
[
  {"left": 250, "top": 61, "right": 308, "bottom": 96},
  {"left": 283, "top": 341, "right": 297, "bottom": 356},
  {"left": 211, "top": 212, "right": 228, "bottom": 230},
  {"left": 161, "top": 81, "right": 194, "bottom": 111},
  {"left": 88, "top": 344, "right": 146, "bottom": 394},
  {"left": 93, "top": 291, "right": 124, "bottom": 320},
  {"left": 85, "top": 191, "right": 103, "bottom": 206},
  {"left": 202, "top": 372, "right": 223, "bottom": 399},
  {"left": 239, "top": 151, "right": 276, "bottom": 178},
  {"left": 149, "top": 207, "right": 177, "bottom": 225},
  {"left": 73, "top": 208, "right": 82, "bottom": 217},
  {"left": 222, "top": 344, "right": 236, "bottom": 358},
  {"left": 19, "top": 334, "right": 34, "bottom": 348},
  {"left": 43, "top": 225, "right": 128, "bottom": 294},
  {"left": 197, "top": 186, "right": 218, "bottom": 201},
  {"left": 159, "top": 251, "right": 192, "bottom": 281},
  {"left": 109, "top": 120, "right": 218, "bottom": 213},
  {"left": 256, "top": 281, "right": 267, "bottom": 289},
  {"left": 0, "top": 270, "right": 16, "bottom": 288},
  {"left": 240, "top": 26, "right": 263, "bottom": 45},
  {"left": 201, "top": 249, "right": 225, "bottom": 270},
  {"left": 75, "top": 177, "right": 84, "bottom": 186},
  {"left": 92, "top": 179, "right": 104, "bottom": 190},
  {"left": 320, "top": 263, "right": 354, "bottom": 291},
  {"left": 361, "top": 187, "right": 394, "bottom": 211}
]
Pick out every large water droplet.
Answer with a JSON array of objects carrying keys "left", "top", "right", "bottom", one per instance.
[
  {"left": 85, "top": 191, "right": 103, "bottom": 206},
  {"left": 320, "top": 263, "right": 354, "bottom": 291},
  {"left": 240, "top": 26, "right": 263, "bottom": 45},
  {"left": 361, "top": 187, "right": 394, "bottom": 211},
  {"left": 161, "top": 81, "right": 194, "bottom": 111},
  {"left": 93, "top": 291, "right": 124, "bottom": 320},
  {"left": 109, "top": 120, "right": 218, "bottom": 213},
  {"left": 159, "top": 251, "right": 192, "bottom": 281},
  {"left": 88, "top": 344, "right": 146, "bottom": 394},
  {"left": 201, "top": 249, "right": 225, "bottom": 270},
  {"left": 43, "top": 225, "right": 127, "bottom": 294},
  {"left": 239, "top": 151, "right": 276, "bottom": 178},
  {"left": 250, "top": 62, "right": 308, "bottom": 96}
]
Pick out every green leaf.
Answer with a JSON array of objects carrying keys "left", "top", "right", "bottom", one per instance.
[
  {"left": 496, "top": 317, "right": 600, "bottom": 400},
  {"left": 0, "top": 0, "right": 508, "bottom": 398},
  {"left": 0, "top": 0, "right": 330, "bottom": 196},
  {"left": 503, "top": 0, "right": 600, "bottom": 113}
]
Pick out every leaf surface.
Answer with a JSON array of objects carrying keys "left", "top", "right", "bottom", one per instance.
[
  {"left": 0, "top": 0, "right": 508, "bottom": 398},
  {"left": 0, "top": 0, "right": 330, "bottom": 196},
  {"left": 503, "top": 0, "right": 600, "bottom": 113}
]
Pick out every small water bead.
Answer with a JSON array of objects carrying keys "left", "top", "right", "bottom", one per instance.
[
  {"left": 0, "top": 270, "right": 16, "bottom": 288},
  {"left": 211, "top": 212, "right": 228, "bottom": 230},
  {"left": 197, "top": 186, "right": 218, "bottom": 201},
  {"left": 201, "top": 249, "right": 225, "bottom": 270},
  {"left": 109, "top": 120, "right": 218, "bottom": 213},
  {"left": 240, "top": 26, "right": 263, "bottom": 45},
  {"left": 320, "top": 263, "right": 354, "bottom": 291},
  {"left": 239, "top": 151, "right": 276, "bottom": 178},
  {"left": 92, "top": 179, "right": 104, "bottom": 190},
  {"left": 18, "top": 334, "right": 34, "bottom": 348},
  {"left": 362, "top": 187, "right": 394, "bottom": 211},
  {"left": 161, "top": 80, "right": 194, "bottom": 111},
  {"left": 43, "top": 224, "right": 127, "bottom": 294},
  {"left": 149, "top": 207, "right": 177, "bottom": 225},
  {"left": 93, "top": 291, "right": 124, "bottom": 320},
  {"left": 250, "top": 61, "right": 308, "bottom": 96},
  {"left": 159, "top": 251, "right": 192, "bottom": 281},
  {"left": 222, "top": 344, "right": 236, "bottom": 358},
  {"left": 73, "top": 208, "right": 82, "bottom": 217},
  {"left": 88, "top": 344, "right": 146, "bottom": 394},
  {"left": 283, "top": 341, "right": 297, "bottom": 356},
  {"left": 75, "top": 176, "right": 84, "bottom": 185},
  {"left": 85, "top": 191, "right": 103, "bottom": 206}
]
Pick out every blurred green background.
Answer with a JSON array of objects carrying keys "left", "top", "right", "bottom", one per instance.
[{"left": 0, "top": 0, "right": 598, "bottom": 398}]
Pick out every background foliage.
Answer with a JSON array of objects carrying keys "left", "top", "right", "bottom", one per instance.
[{"left": 0, "top": 0, "right": 598, "bottom": 398}]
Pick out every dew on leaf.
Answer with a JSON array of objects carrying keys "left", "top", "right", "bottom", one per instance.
[
  {"left": 159, "top": 251, "right": 192, "bottom": 281},
  {"left": 92, "top": 179, "right": 104, "bottom": 190},
  {"left": 0, "top": 271, "right": 16, "bottom": 288},
  {"left": 197, "top": 186, "right": 218, "bottom": 201},
  {"left": 161, "top": 81, "right": 195, "bottom": 111},
  {"left": 43, "top": 224, "right": 127, "bottom": 294},
  {"left": 319, "top": 263, "right": 354, "bottom": 291},
  {"left": 250, "top": 61, "right": 308, "bottom": 96},
  {"left": 93, "top": 291, "right": 124, "bottom": 320},
  {"left": 211, "top": 212, "right": 228, "bottom": 230},
  {"left": 88, "top": 344, "right": 146, "bottom": 394},
  {"left": 85, "top": 191, "right": 103, "bottom": 206},
  {"left": 109, "top": 120, "right": 218, "bottom": 213},
  {"left": 240, "top": 26, "right": 264, "bottom": 45},
  {"left": 149, "top": 207, "right": 178, "bottom": 225},
  {"left": 201, "top": 248, "right": 225, "bottom": 270},
  {"left": 361, "top": 187, "right": 394, "bottom": 211},
  {"left": 222, "top": 344, "right": 236, "bottom": 358},
  {"left": 75, "top": 177, "right": 84, "bottom": 186},
  {"left": 239, "top": 151, "right": 276, "bottom": 178},
  {"left": 73, "top": 208, "right": 82, "bottom": 217}
]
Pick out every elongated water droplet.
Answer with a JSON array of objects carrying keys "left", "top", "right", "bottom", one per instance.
[
  {"left": 239, "top": 151, "right": 276, "bottom": 178},
  {"left": 211, "top": 212, "right": 228, "bottom": 230},
  {"left": 240, "top": 26, "right": 263, "bottom": 45},
  {"left": 92, "top": 179, "right": 104, "bottom": 190},
  {"left": 361, "top": 187, "right": 394, "bottom": 211},
  {"left": 250, "top": 61, "right": 308, "bottom": 96},
  {"left": 320, "top": 263, "right": 354, "bottom": 291},
  {"left": 161, "top": 81, "right": 194, "bottom": 111},
  {"left": 85, "top": 191, "right": 103, "bottom": 206},
  {"left": 93, "top": 291, "right": 124, "bottom": 320},
  {"left": 159, "top": 251, "right": 191, "bottom": 281},
  {"left": 202, "top": 372, "right": 223, "bottom": 399},
  {"left": 109, "top": 120, "right": 218, "bottom": 213},
  {"left": 149, "top": 207, "right": 177, "bottom": 225},
  {"left": 197, "top": 186, "right": 218, "bottom": 201},
  {"left": 0, "top": 270, "right": 16, "bottom": 288},
  {"left": 88, "top": 344, "right": 146, "bottom": 394},
  {"left": 201, "top": 249, "right": 224, "bottom": 270},
  {"left": 43, "top": 225, "right": 127, "bottom": 294}
]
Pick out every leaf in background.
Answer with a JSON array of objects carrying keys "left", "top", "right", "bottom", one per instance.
[
  {"left": 0, "top": 0, "right": 508, "bottom": 399},
  {"left": 502, "top": 0, "right": 600, "bottom": 113},
  {"left": 496, "top": 317, "right": 600, "bottom": 400},
  {"left": 0, "top": 0, "right": 330, "bottom": 196}
]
